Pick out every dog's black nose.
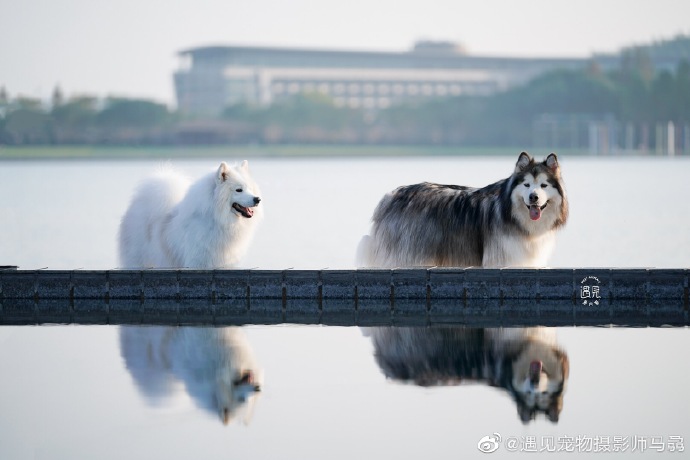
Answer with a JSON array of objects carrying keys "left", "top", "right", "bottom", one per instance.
[
  {"left": 254, "top": 197, "right": 261, "bottom": 205},
  {"left": 529, "top": 193, "right": 539, "bottom": 204}
]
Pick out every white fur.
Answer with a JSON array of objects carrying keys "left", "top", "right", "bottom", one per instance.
[
  {"left": 482, "top": 170, "right": 564, "bottom": 268},
  {"left": 118, "top": 161, "right": 262, "bottom": 269},
  {"left": 482, "top": 231, "right": 556, "bottom": 268},
  {"left": 120, "top": 326, "right": 263, "bottom": 425},
  {"left": 510, "top": 172, "right": 564, "bottom": 237}
]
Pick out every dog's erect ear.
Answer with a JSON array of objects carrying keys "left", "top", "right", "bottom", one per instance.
[
  {"left": 515, "top": 152, "right": 532, "bottom": 172},
  {"left": 240, "top": 160, "right": 249, "bottom": 173},
  {"left": 545, "top": 153, "right": 559, "bottom": 172},
  {"left": 217, "top": 162, "right": 230, "bottom": 183},
  {"left": 546, "top": 401, "right": 561, "bottom": 423},
  {"left": 544, "top": 393, "right": 563, "bottom": 423},
  {"left": 517, "top": 400, "right": 535, "bottom": 424}
]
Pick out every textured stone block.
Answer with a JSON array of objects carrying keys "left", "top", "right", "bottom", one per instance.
[
  {"left": 610, "top": 299, "right": 648, "bottom": 326},
  {"left": 249, "top": 270, "right": 283, "bottom": 300},
  {"left": 214, "top": 297, "right": 249, "bottom": 323},
  {"left": 429, "top": 269, "right": 466, "bottom": 300},
  {"left": 538, "top": 300, "right": 575, "bottom": 326},
  {"left": 0, "top": 298, "right": 35, "bottom": 324},
  {"left": 108, "top": 271, "right": 142, "bottom": 300},
  {"left": 501, "top": 269, "right": 538, "bottom": 300},
  {"left": 539, "top": 269, "right": 574, "bottom": 301},
  {"left": 284, "top": 270, "right": 320, "bottom": 299},
  {"left": 648, "top": 269, "right": 686, "bottom": 301},
  {"left": 214, "top": 270, "right": 250, "bottom": 301},
  {"left": 178, "top": 299, "right": 214, "bottom": 325},
  {"left": 357, "top": 299, "right": 390, "bottom": 317},
  {"left": 611, "top": 268, "right": 647, "bottom": 300},
  {"left": 285, "top": 298, "right": 320, "bottom": 323},
  {"left": 142, "top": 271, "right": 178, "bottom": 300},
  {"left": 72, "top": 271, "right": 107, "bottom": 299},
  {"left": 502, "top": 299, "right": 540, "bottom": 325},
  {"left": 321, "top": 270, "right": 355, "bottom": 301},
  {"left": 428, "top": 299, "right": 464, "bottom": 322},
  {"left": 36, "top": 299, "right": 72, "bottom": 322},
  {"left": 2, "top": 271, "right": 36, "bottom": 299},
  {"left": 247, "top": 298, "right": 284, "bottom": 324},
  {"left": 463, "top": 298, "right": 501, "bottom": 325},
  {"left": 322, "top": 298, "right": 355, "bottom": 319},
  {"left": 108, "top": 299, "right": 143, "bottom": 325},
  {"left": 465, "top": 269, "right": 501, "bottom": 299},
  {"left": 391, "top": 299, "right": 427, "bottom": 325},
  {"left": 356, "top": 303, "right": 393, "bottom": 326},
  {"left": 35, "top": 271, "right": 72, "bottom": 299},
  {"left": 73, "top": 299, "right": 108, "bottom": 323},
  {"left": 178, "top": 271, "right": 213, "bottom": 300},
  {"left": 392, "top": 269, "right": 427, "bottom": 300},
  {"left": 356, "top": 269, "right": 391, "bottom": 300}
]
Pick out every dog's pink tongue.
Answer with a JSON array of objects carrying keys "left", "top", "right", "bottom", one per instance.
[
  {"left": 529, "top": 360, "right": 543, "bottom": 382},
  {"left": 529, "top": 205, "right": 542, "bottom": 221},
  {"left": 246, "top": 207, "right": 254, "bottom": 217}
]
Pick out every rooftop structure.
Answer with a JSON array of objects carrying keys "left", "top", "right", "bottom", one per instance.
[{"left": 173, "top": 42, "right": 608, "bottom": 117}]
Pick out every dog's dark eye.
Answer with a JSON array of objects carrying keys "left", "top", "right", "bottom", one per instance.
[
  {"left": 236, "top": 188, "right": 243, "bottom": 193},
  {"left": 541, "top": 184, "right": 548, "bottom": 188},
  {"left": 523, "top": 183, "right": 529, "bottom": 188}
]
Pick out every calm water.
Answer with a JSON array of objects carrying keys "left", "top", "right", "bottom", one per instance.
[{"left": 1, "top": 155, "right": 689, "bottom": 459}]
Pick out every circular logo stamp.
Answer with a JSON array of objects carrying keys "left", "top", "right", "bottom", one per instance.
[{"left": 579, "top": 275, "right": 602, "bottom": 306}]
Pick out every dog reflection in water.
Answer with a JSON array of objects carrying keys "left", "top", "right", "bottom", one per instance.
[
  {"left": 366, "top": 327, "right": 569, "bottom": 423},
  {"left": 119, "top": 326, "right": 263, "bottom": 425}
]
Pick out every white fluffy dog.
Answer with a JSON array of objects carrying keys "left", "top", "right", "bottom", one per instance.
[
  {"left": 120, "top": 326, "right": 263, "bottom": 425},
  {"left": 118, "top": 161, "right": 262, "bottom": 269}
]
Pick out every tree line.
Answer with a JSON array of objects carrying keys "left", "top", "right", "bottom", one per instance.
[
  {"left": 2, "top": 54, "right": 689, "bottom": 147},
  {"left": 0, "top": 91, "right": 173, "bottom": 145}
]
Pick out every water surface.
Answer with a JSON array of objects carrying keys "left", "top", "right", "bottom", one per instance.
[
  {"left": 0, "top": 155, "right": 689, "bottom": 459},
  {"left": 0, "top": 325, "right": 689, "bottom": 459}
]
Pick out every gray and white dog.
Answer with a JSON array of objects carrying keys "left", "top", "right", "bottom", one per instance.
[
  {"left": 357, "top": 152, "right": 568, "bottom": 268},
  {"left": 365, "top": 327, "right": 569, "bottom": 423}
]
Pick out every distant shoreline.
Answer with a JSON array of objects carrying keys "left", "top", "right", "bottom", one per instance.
[{"left": 0, "top": 145, "right": 599, "bottom": 160}]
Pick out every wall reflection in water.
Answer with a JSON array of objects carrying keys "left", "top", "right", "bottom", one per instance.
[
  {"left": 119, "top": 326, "right": 263, "bottom": 425},
  {"left": 366, "top": 327, "right": 569, "bottom": 423}
]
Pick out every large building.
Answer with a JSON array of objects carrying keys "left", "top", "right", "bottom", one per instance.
[{"left": 174, "top": 42, "right": 605, "bottom": 117}]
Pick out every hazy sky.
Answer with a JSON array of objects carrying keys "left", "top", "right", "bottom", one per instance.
[{"left": 1, "top": 0, "right": 689, "bottom": 105}]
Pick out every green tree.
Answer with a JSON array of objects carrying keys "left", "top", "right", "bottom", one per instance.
[
  {"left": 50, "top": 96, "right": 99, "bottom": 143},
  {"left": 222, "top": 102, "right": 265, "bottom": 124},
  {"left": 493, "top": 69, "right": 619, "bottom": 116},
  {"left": 52, "top": 85, "right": 64, "bottom": 109},
  {"left": 675, "top": 60, "right": 690, "bottom": 122},
  {"left": 0, "top": 86, "right": 8, "bottom": 107},
  {"left": 52, "top": 96, "right": 98, "bottom": 128},
  {"left": 265, "top": 92, "right": 358, "bottom": 129},
  {"left": 97, "top": 98, "right": 170, "bottom": 128},
  {"left": 619, "top": 48, "right": 655, "bottom": 83},
  {"left": 650, "top": 70, "right": 677, "bottom": 121},
  {"left": 611, "top": 65, "right": 651, "bottom": 123},
  {"left": 14, "top": 97, "right": 43, "bottom": 111},
  {"left": 3, "top": 108, "right": 52, "bottom": 144}
]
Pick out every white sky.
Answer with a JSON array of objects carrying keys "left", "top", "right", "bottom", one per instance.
[{"left": 1, "top": 0, "right": 689, "bottom": 106}]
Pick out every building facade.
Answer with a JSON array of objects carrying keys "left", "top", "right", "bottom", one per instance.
[{"left": 174, "top": 42, "right": 599, "bottom": 117}]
